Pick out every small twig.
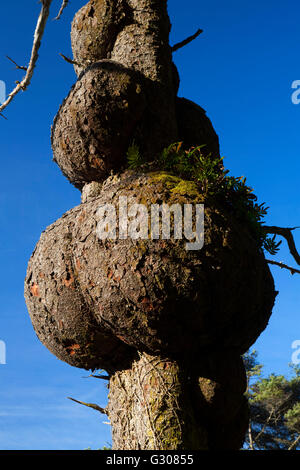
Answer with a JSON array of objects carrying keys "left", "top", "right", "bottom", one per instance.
[
  {"left": 288, "top": 434, "right": 300, "bottom": 451},
  {"left": 248, "top": 419, "right": 254, "bottom": 450},
  {"left": 0, "top": 0, "right": 52, "bottom": 114},
  {"left": 82, "top": 374, "right": 110, "bottom": 381},
  {"left": 54, "top": 0, "right": 69, "bottom": 20},
  {"left": 6, "top": 56, "right": 28, "bottom": 71},
  {"left": 59, "top": 53, "right": 80, "bottom": 66},
  {"left": 264, "top": 226, "right": 300, "bottom": 266},
  {"left": 1, "top": 0, "right": 69, "bottom": 115},
  {"left": 171, "top": 28, "right": 203, "bottom": 52},
  {"left": 67, "top": 397, "right": 108, "bottom": 414},
  {"left": 254, "top": 408, "right": 275, "bottom": 446},
  {"left": 266, "top": 259, "right": 300, "bottom": 275}
]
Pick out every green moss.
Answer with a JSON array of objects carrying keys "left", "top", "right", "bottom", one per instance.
[
  {"left": 125, "top": 141, "right": 279, "bottom": 256},
  {"left": 170, "top": 180, "right": 200, "bottom": 197},
  {"left": 149, "top": 171, "right": 202, "bottom": 200},
  {"left": 149, "top": 171, "right": 182, "bottom": 188}
]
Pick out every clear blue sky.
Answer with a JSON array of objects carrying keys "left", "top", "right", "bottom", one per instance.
[{"left": 0, "top": 0, "right": 299, "bottom": 450}]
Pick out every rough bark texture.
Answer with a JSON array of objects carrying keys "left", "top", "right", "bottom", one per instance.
[
  {"left": 25, "top": 170, "right": 275, "bottom": 364},
  {"left": 71, "top": 0, "right": 129, "bottom": 77},
  {"left": 63, "top": 0, "right": 178, "bottom": 176},
  {"left": 175, "top": 97, "right": 220, "bottom": 158},
  {"left": 107, "top": 352, "right": 209, "bottom": 450},
  {"left": 25, "top": 170, "right": 276, "bottom": 448},
  {"left": 51, "top": 61, "right": 146, "bottom": 189},
  {"left": 25, "top": 0, "right": 276, "bottom": 450},
  {"left": 108, "top": 350, "right": 249, "bottom": 450}
]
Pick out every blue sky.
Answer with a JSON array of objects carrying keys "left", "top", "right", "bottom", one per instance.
[{"left": 0, "top": 0, "right": 299, "bottom": 450}]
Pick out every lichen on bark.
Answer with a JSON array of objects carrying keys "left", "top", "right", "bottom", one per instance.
[{"left": 107, "top": 352, "right": 209, "bottom": 450}]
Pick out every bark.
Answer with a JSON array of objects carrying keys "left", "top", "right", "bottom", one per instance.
[
  {"left": 71, "top": 0, "right": 129, "bottom": 76},
  {"left": 107, "top": 352, "right": 209, "bottom": 450},
  {"left": 175, "top": 97, "right": 220, "bottom": 158},
  {"left": 108, "top": 350, "right": 249, "bottom": 450},
  {"left": 25, "top": 170, "right": 275, "bottom": 363},
  {"left": 25, "top": 170, "right": 276, "bottom": 448},
  {"left": 51, "top": 61, "right": 147, "bottom": 189},
  {"left": 67, "top": 0, "right": 178, "bottom": 174}
]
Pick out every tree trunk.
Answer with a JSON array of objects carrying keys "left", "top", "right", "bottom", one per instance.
[
  {"left": 108, "top": 352, "right": 208, "bottom": 450},
  {"left": 107, "top": 350, "right": 249, "bottom": 450},
  {"left": 24, "top": 0, "right": 276, "bottom": 450}
]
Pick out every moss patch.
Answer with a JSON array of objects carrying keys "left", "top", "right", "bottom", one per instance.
[{"left": 149, "top": 171, "right": 202, "bottom": 200}]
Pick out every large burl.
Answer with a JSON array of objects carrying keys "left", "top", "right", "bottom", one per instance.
[{"left": 25, "top": 0, "right": 276, "bottom": 450}]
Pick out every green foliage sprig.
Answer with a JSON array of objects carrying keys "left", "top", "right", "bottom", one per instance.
[
  {"left": 126, "top": 141, "right": 145, "bottom": 169},
  {"left": 126, "top": 141, "right": 279, "bottom": 255}
]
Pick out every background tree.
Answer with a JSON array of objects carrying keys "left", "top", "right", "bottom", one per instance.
[{"left": 244, "top": 350, "right": 300, "bottom": 450}]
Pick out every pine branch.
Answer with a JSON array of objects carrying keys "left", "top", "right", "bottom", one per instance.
[{"left": 254, "top": 408, "right": 275, "bottom": 447}]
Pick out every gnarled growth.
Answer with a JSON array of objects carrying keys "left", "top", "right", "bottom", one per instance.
[{"left": 25, "top": 0, "right": 275, "bottom": 449}]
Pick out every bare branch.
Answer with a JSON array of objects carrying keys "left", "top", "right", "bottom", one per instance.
[
  {"left": 264, "top": 226, "right": 300, "bottom": 266},
  {"left": 67, "top": 396, "right": 108, "bottom": 414},
  {"left": 6, "top": 56, "right": 27, "bottom": 71},
  {"left": 82, "top": 373, "right": 110, "bottom": 380},
  {"left": 288, "top": 434, "right": 300, "bottom": 451},
  {"left": 266, "top": 259, "right": 300, "bottom": 276},
  {"left": 54, "top": 0, "right": 69, "bottom": 21},
  {"left": 171, "top": 28, "right": 203, "bottom": 53},
  {"left": 254, "top": 408, "right": 275, "bottom": 446},
  {"left": 0, "top": 0, "right": 53, "bottom": 114},
  {"left": 59, "top": 52, "right": 80, "bottom": 66}
]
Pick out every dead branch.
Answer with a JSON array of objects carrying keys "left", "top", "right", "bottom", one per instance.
[
  {"left": 264, "top": 226, "right": 300, "bottom": 266},
  {"left": 83, "top": 373, "right": 110, "bottom": 380},
  {"left": 266, "top": 259, "right": 300, "bottom": 275},
  {"left": 67, "top": 396, "right": 108, "bottom": 414},
  {"left": 59, "top": 52, "right": 80, "bottom": 66},
  {"left": 6, "top": 56, "right": 28, "bottom": 71},
  {"left": 55, "top": 0, "right": 69, "bottom": 20},
  {"left": 171, "top": 28, "right": 203, "bottom": 53},
  {"left": 288, "top": 434, "right": 300, "bottom": 451},
  {"left": 0, "top": 0, "right": 69, "bottom": 116},
  {"left": 0, "top": 0, "right": 52, "bottom": 115}
]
